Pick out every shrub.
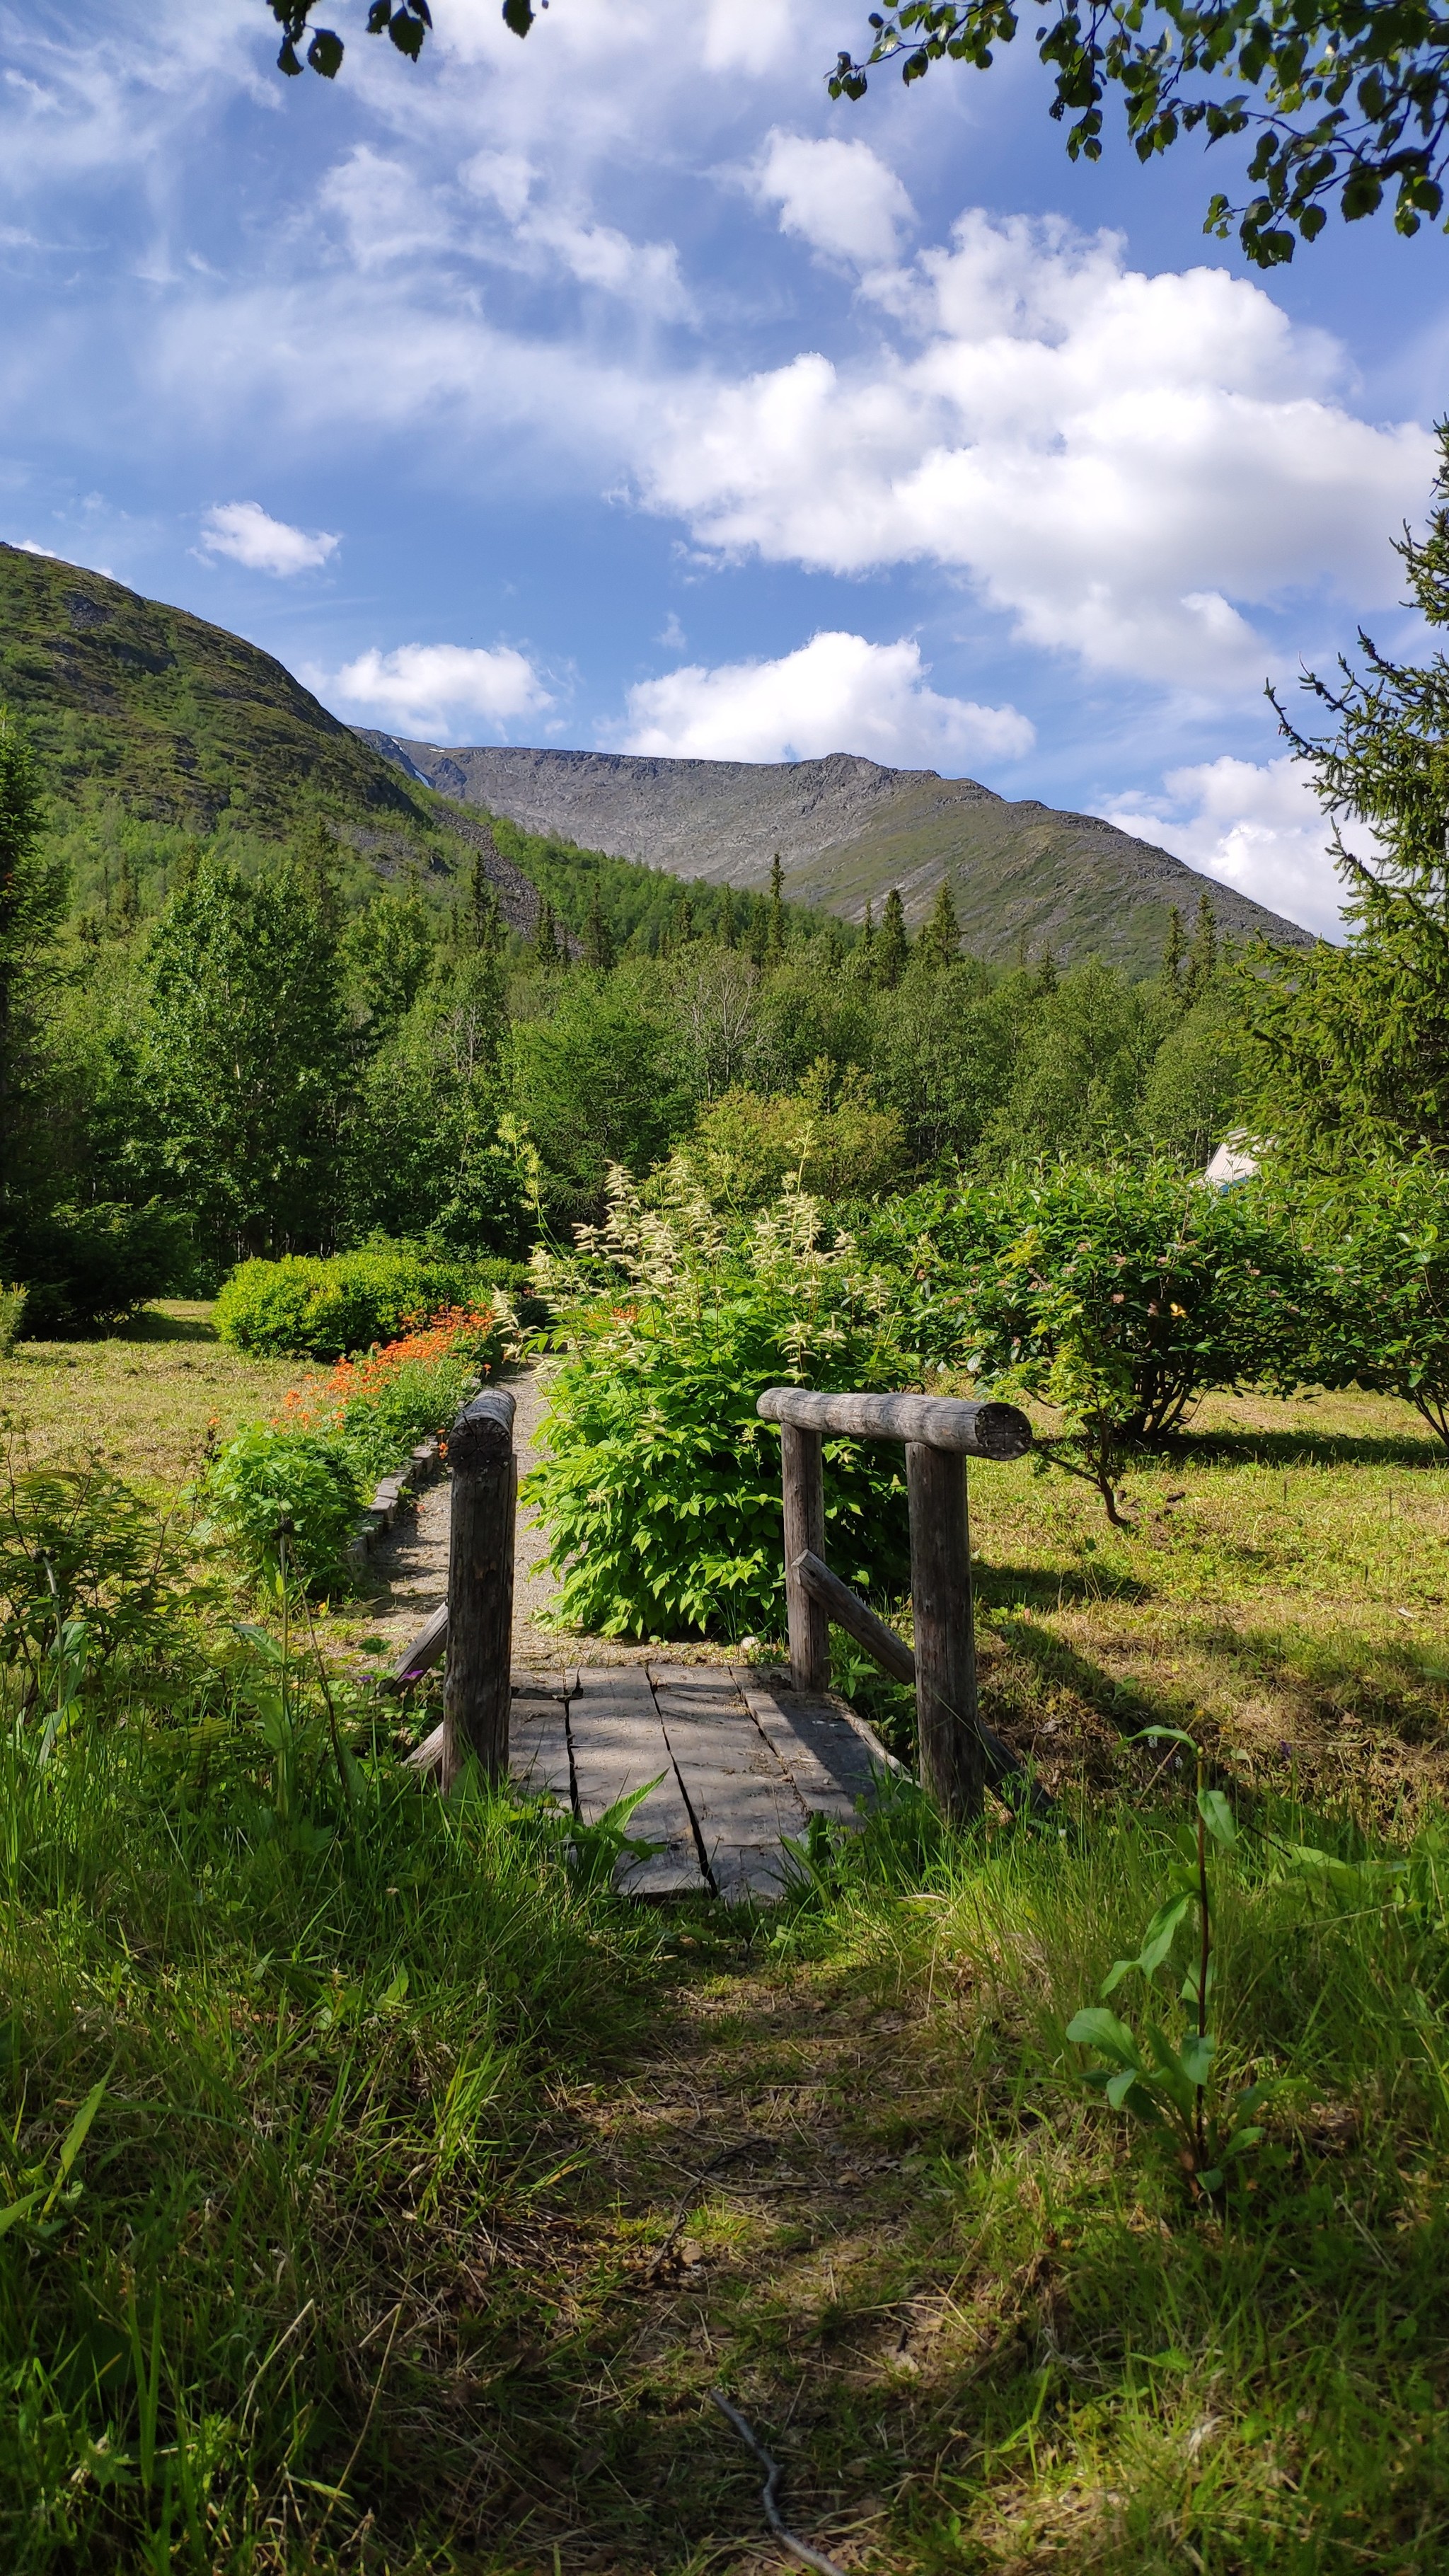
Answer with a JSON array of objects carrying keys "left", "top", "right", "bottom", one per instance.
[
  {"left": 880, "top": 1163, "right": 1313, "bottom": 1521},
  {"left": 1292, "top": 1156, "right": 1449, "bottom": 1447},
  {"left": 14, "top": 1200, "right": 190, "bottom": 1335},
  {"left": 214, "top": 1246, "right": 502, "bottom": 1360},
  {"left": 1, "top": 1459, "right": 209, "bottom": 1696},
  {"left": 0, "top": 1283, "right": 25, "bottom": 1359},
  {"left": 524, "top": 1161, "right": 917, "bottom": 1638},
  {"left": 202, "top": 1424, "right": 362, "bottom": 1590},
  {"left": 279, "top": 1306, "right": 500, "bottom": 1485}
]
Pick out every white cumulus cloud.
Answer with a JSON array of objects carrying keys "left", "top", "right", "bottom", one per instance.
[
  {"left": 200, "top": 501, "right": 338, "bottom": 576},
  {"left": 640, "top": 212, "right": 1433, "bottom": 689},
  {"left": 613, "top": 630, "right": 1032, "bottom": 766},
  {"left": 314, "top": 640, "right": 553, "bottom": 741},
  {"left": 1106, "top": 754, "right": 1349, "bottom": 940},
  {"left": 754, "top": 128, "right": 916, "bottom": 269}
]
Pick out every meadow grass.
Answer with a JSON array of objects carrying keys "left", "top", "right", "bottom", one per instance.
[
  {"left": 1, "top": 1333, "right": 1447, "bottom": 2570},
  {"left": 0, "top": 1304, "right": 314, "bottom": 1497}
]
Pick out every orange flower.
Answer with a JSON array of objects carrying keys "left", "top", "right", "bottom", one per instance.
[{"left": 272, "top": 1304, "right": 495, "bottom": 1434}]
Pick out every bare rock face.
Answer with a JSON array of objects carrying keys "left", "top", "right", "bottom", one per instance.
[{"left": 359, "top": 735, "right": 1317, "bottom": 973}]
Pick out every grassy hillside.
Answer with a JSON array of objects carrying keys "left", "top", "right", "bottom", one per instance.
[
  {"left": 0, "top": 543, "right": 421, "bottom": 832},
  {"left": 366, "top": 737, "right": 1317, "bottom": 976},
  {"left": 0, "top": 549, "right": 833, "bottom": 960}
]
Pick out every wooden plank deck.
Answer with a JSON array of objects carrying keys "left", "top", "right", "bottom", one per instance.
[
  {"left": 516, "top": 1662, "right": 890, "bottom": 1901},
  {"left": 406, "top": 1657, "right": 894, "bottom": 1899}
]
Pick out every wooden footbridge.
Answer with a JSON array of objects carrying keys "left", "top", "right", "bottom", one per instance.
[{"left": 393, "top": 1379, "right": 1034, "bottom": 1894}]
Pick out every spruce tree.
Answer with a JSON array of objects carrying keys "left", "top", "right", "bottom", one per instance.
[
  {"left": 470, "top": 849, "right": 504, "bottom": 954},
  {"left": 0, "top": 711, "right": 63, "bottom": 1219},
  {"left": 719, "top": 886, "right": 737, "bottom": 948},
  {"left": 1162, "top": 904, "right": 1187, "bottom": 994},
  {"left": 1035, "top": 946, "right": 1058, "bottom": 996},
  {"left": 1251, "top": 427, "right": 1449, "bottom": 1160},
  {"left": 114, "top": 851, "right": 140, "bottom": 935},
  {"left": 531, "top": 896, "right": 560, "bottom": 966},
  {"left": 918, "top": 875, "right": 960, "bottom": 970},
  {"left": 876, "top": 888, "right": 908, "bottom": 989},
  {"left": 1184, "top": 891, "right": 1218, "bottom": 1000},
  {"left": 582, "top": 883, "right": 615, "bottom": 971},
  {"left": 766, "top": 853, "right": 786, "bottom": 963},
  {"left": 746, "top": 896, "right": 769, "bottom": 970}
]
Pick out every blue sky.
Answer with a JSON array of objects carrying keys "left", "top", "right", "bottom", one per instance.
[{"left": 4, "top": 0, "right": 1447, "bottom": 937}]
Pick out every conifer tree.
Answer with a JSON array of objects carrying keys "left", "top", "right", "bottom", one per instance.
[
  {"left": 531, "top": 896, "right": 560, "bottom": 966},
  {"left": 582, "top": 882, "right": 615, "bottom": 972},
  {"left": 0, "top": 711, "right": 64, "bottom": 1217},
  {"left": 1162, "top": 904, "right": 1187, "bottom": 994},
  {"left": 746, "top": 895, "right": 769, "bottom": 970},
  {"left": 875, "top": 887, "right": 909, "bottom": 990},
  {"left": 1184, "top": 891, "right": 1218, "bottom": 1000},
  {"left": 471, "top": 850, "right": 504, "bottom": 955},
  {"left": 719, "top": 886, "right": 737, "bottom": 948},
  {"left": 767, "top": 853, "right": 786, "bottom": 963},
  {"left": 1035, "top": 945, "right": 1059, "bottom": 996},
  {"left": 917, "top": 875, "right": 960, "bottom": 970},
  {"left": 114, "top": 851, "right": 140, "bottom": 935},
  {"left": 1251, "top": 427, "right": 1449, "bottom": 1159},
  {"left": 858, "top": 897, "right": 875, "bottom": 977}
]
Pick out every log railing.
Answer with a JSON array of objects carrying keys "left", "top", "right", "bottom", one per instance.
[{"left": 756, "top": 1387, "right": 1033, "bottom": 1822}]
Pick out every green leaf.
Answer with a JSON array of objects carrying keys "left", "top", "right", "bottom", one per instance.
[
  {"left": 1137, "top": 1892, "right": 1192, "bottom": 1975},
  {"left": 306, "top": 28, "right": 343, "bottom": 76},
  {"left": 1066, "top": 2006, "right": 1142, "bottom": 2067},
  {"left": 1197, "top": 1786, "right": 1237, "bottom": 1846}
]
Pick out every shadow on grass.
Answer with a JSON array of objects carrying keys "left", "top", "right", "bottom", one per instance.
[
  {"left": 976, "top": 1558, "right": 1154, "bottom": 1614},
  {"left": 1162, "top": 1422, "right": 1447, "bottom": 1473},
  {"left": 14, "top": 1305, "right": 219, "bottom": 1355}
]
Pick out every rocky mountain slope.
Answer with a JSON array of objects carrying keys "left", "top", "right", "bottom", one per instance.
[{"left": 362, "top": 737, "right": 1315, "bottom": 975}]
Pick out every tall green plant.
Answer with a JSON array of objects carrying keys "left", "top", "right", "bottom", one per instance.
[
  {"left": 525, "top": 1162, "right": 916, "bottom": 1637},
  {"left": 918, "top": 1162, "right": 1312, "bottom": 1522},
  {"left": 1066, "top": 1729, "right": 1271, "bottom": 2194}
]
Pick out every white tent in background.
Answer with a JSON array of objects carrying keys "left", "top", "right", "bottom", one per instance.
[{"left": 1202, "top": 1131, "right": 1262, "bottom": 1190}]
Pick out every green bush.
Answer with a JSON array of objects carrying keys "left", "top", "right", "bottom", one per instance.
[
  {"left": 13, "top": 1200, "right": 190, "bottom": 1335},
  {"left": 214, "top": 1246, "right": 501, "bottom": 1359},
  {"left": 524, "top": 1161, "right": 917, "bottom": 1638},
  {"left": 202, "top": 1425, "right": 362, "bottom": 1590},
  {"left": 1292, "top": 1156, "right": 1449, "bottom": 1447},
  {"left": 874, "top": 1163, "right": 1313, "bottom": 1520}
]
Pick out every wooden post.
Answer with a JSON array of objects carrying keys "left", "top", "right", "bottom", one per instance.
[
  {"left": 780, "top": 1422, "right": 830, "bottom": 1694},
  {"left": 906, "top": 1440, "right": 984, "bottom": 1822},
  {"left": 441, "top": 1388, "right": 516, "bottom": 1792}
]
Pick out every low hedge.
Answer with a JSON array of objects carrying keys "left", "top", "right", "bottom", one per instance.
[{"left": 214, "top": 1248, "right": 530, "bottom": 1360}]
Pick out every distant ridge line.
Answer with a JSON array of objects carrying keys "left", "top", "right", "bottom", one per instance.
[{"left": 360, "top": 732, "right": 1315, "bottom": 974}]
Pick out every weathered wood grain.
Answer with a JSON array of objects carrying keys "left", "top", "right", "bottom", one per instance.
[
  {"left": 906, "top": 1439, "right": 984, "bottom": 1821},
  {"left": 792, "top": 1548, "right": 916, "bottom": 1686},
  {"left": 510, "top": 1693, "right": 573, "bottom": 1805},
  {"left": 781, "top": 1423, "right": 830, "bottom": 1693},
  {"left": 758, "top": 1387, "right": 1032, "bottom": 1459},
  {"left": 567, "top": 1667, "right": 706, "bottom": 1896},
  {"left": 732, "top": 1667, "right": 888, "bottom": 1826},
  {"left": 650, "top": 1667, "right": 808, "bottom": 1903},
  {"left": 441, "top": 1391, "right": 516, "bottom": 1791}
]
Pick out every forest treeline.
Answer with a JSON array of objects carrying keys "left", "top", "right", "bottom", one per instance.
[{"left": 0, "top": 772, "right": 1243, "bottom": 1326}]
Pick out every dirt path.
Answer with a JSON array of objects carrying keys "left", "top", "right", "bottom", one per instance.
[{"left": 354, "top": 1365, "right": 737, "bottom": 1676}]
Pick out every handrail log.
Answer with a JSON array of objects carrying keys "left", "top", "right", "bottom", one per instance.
[{"left": 757, "top": 1388, "right": 1032, "bottom": 1459}]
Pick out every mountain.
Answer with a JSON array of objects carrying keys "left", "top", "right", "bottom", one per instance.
[
  {"left": 0, "top": 542, "right": 419, "bottom": 830},
  {"left": 360, "top": 737, "right": 1316, "bottom": 975}
]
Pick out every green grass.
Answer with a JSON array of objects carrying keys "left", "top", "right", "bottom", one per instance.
[
  {"left": 0, "top": 1304, "right": 316, "bottom": 1499},
  {"left": 2, "top": 1367, "right": 1448, "bottom": 2570}
]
